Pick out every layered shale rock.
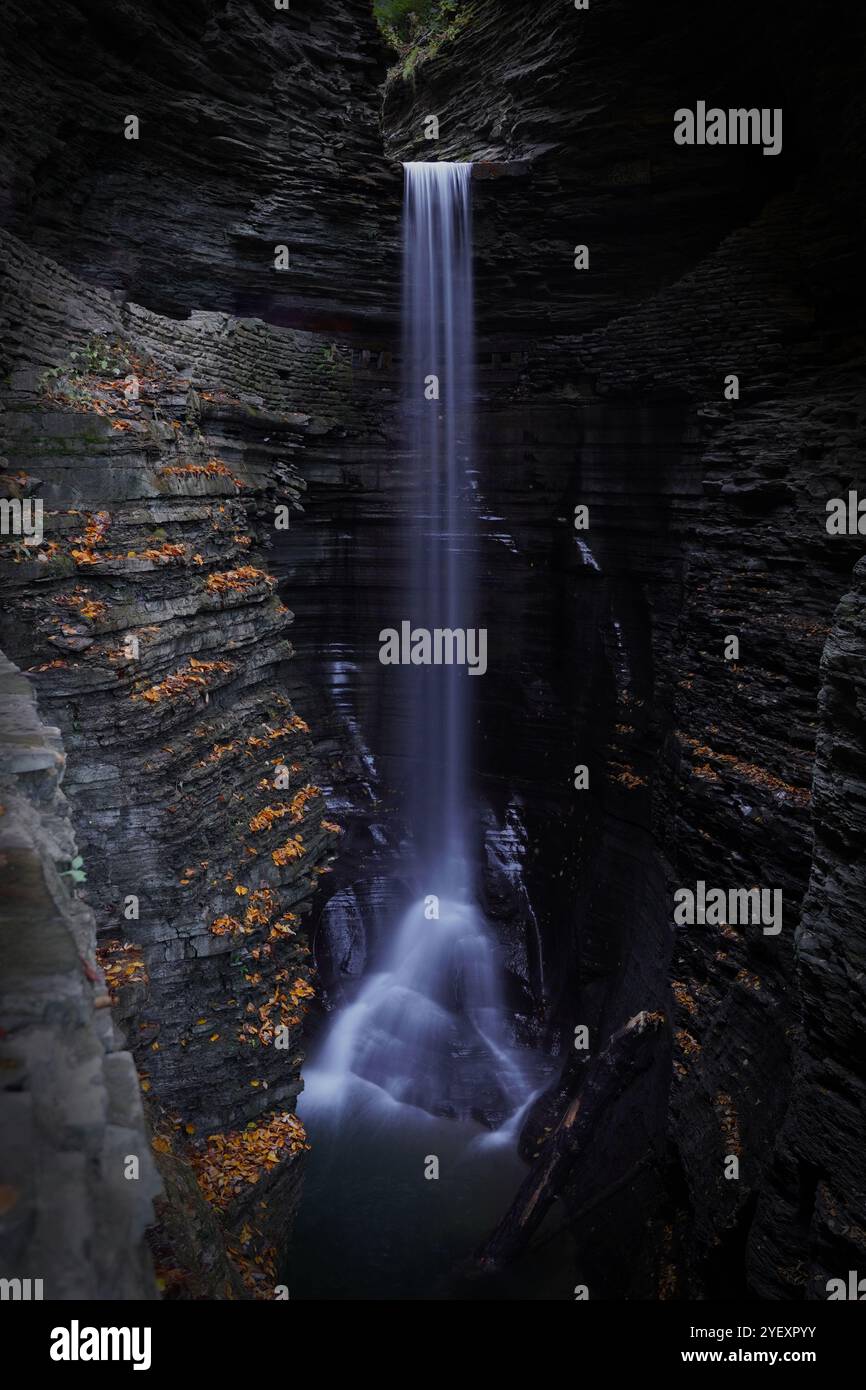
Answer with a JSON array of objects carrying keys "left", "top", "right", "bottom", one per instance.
[
  {"left": 384, "top": 0, "right": 866, "bottom": 1297},
  {"left": 0, "top": 0, "right": 398, "bottom": 327},
  {"left": 3, "top": 0, "right": 865, "bottom": 1302},
  {"left": 385, "top": 0, "right": 797, "bottom": 333},
  {"left": 0, "top": 230, "right": 351, "bottom": 1294},
  {"left": 0, "top": 652, "right": 159, "bottom": 1299},
  {"left": 0, "top": 0, "right": 403, "bottom": 1295},
  {"left": 748, "top": 561, "right": 866, "bottom": 1298}
]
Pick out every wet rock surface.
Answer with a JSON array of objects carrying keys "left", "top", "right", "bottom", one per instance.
[
  {"left": 382, "top": 0, "right": 866, "bottom": 1298},
  {"left": 0, "top": 232, "right": 362, "bottom": 1293},
  {"left": 2, "top": 0, "right": 865, "bottom": 1301},
  {"left": 0, "top": 0, "right": 404, "bottom": 1295},
  {"left": 0, "top": 0, "right": 399, "bottom": 328},
  {"left": 0, "top": 652, "right": 160, "bottom": 1299},
  {"left": 748, "top": 559, "right": 866, "bottom": 1298}
]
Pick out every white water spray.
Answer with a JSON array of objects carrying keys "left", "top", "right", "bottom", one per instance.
[{"left": 304, "top": 164, "right": 532, "bottom": 1129}]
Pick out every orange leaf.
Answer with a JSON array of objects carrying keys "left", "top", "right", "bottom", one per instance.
[{"left": 0, "top": 1185, "right": 20, "bottom": 1216}]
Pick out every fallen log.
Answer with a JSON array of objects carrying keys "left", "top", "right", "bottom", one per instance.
[{"left": 474, "top": 1009, "right": 666, "bottom": 1272}]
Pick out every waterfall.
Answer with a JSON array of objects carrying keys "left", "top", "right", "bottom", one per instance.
[
  {"left": 302, "top": 163, "right": 530, "bottom": 1129},
  {"left": 403, "top": 161, "right": 475, "bottom": 885}
]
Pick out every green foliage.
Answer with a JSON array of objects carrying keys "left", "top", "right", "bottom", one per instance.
[
  {"left": 313, "top": 343, "right": 351, "bottom": 382},
  {"left": 69, "top": 338, "right": 130, "bottom": 377},
  {"left": 38, "top": 335, "right": 132, "bottom": 406},
  {"left": 373, "top": 0, "right": 435, "bottom": 43},
  {"left": 61, "top": 854, "right": 87, "bottom": 885},
  {"left": 374, "top": 0, "right": 470, "bottom": 68}
]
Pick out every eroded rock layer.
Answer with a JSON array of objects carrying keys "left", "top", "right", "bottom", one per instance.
[
  {"left": 0, "top": 651, "right": 159, "bottom": 1299},
  {"left": 0, "top": 0, "right": 399, "bottom": 327},
  {"left": 2, "top": 0, "right": 865, "bottom": 1303},
  {"left": 0, "top": 0, "right": 401, "bottom": 1297},
  {"left": 0, "top": 231, "right": 359, "bottom": 1294},
  {"left": 382, "top": 0, "right": 866, "bottom": 1298}
]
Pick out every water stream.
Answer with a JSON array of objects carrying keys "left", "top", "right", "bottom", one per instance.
[{"left": 291, "top": 164, "right": 553, "bottom": 1298}]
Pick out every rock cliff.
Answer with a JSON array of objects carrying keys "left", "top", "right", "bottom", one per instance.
[
  {"left": 0, "top": 0, "right": 396, "bottom": 1298},
  {"left": 0, "top": 651, "right": 160, "bottom": 1298},
  {"left": 382, "top": 0, "right": 866, "bottom": 1298},
  {"left": 1, "top": 0, "right": 398, "bottom": 326},
  {"left": 1, "top": 0, "right": 864, "bottom": 1301}
]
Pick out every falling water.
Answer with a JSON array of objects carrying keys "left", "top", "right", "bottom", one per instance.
[
  {"left": 303, "top": 163, "right": 531, "bottom": 1129},
  {"left": 403, "top": 161, "right": 475, "bottom": 884}
]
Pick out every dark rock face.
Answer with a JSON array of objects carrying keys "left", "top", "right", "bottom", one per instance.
[
  {"left": 1, "top": 232, "right": 338, "bottom": 1127},
  {"left": 0, "top": 228, "right": 383, "bottom": 1289},
  {"left": 2, "top": 0, "right": 865, "bottom": 1303},
  {"left": 748, "top": 560, "right": 866, "bottom": 1298},
  {"left": 0, "top": 0, "right": 401, "bottom": 1296},
  {"left": 0, "top": 0, "right": 399, "bottom": 328},
  {"left": 381, "top": 0, "right": 866, "bottom": 1299},
  {"left": 385, "top": 0, "right": 802, "bottom": 334},
  {"left": 0, "top": 652, "right": 159, "bottom": 1299}
]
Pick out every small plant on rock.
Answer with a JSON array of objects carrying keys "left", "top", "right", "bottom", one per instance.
[{"left": 60, "top": 854, "right": 87, "bottom": 884}]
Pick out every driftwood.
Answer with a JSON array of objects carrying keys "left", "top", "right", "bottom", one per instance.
[{"left": 474, "top": 1009, "right": 665, "bottom": 1271}]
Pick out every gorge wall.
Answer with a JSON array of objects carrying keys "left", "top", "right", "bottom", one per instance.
[
  {"left": 0, "top": 0, "right": 398, "bottom": 1298},
  {"left": 0, "top": 651, "right": 159, "bottom": 1298},
  {"left": 381, "top": 0, "right": 866, "bottom": 1298},
  {"left": 2, "top": 0, "right": 864, "bottom": 1302}
]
